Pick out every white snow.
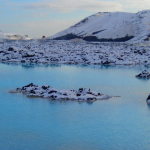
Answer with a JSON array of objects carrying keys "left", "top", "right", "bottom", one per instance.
[
  {"left": 0, "top": 40, "right": 150, "bottom": 65},
  {"left": 50, "top": 10, "right": 150, "bottom": 42},
  {"left": 1, "top": 10, "right": 150, "bottom": 66},
  {"left": 12, "top": 83, "right": 111, "bottom": 102},
  {"left": 136, "top": 70, "right": 150, "bottom": 79}
]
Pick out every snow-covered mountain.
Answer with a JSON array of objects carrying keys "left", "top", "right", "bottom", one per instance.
[{"left": 51, "top": 10, "right": 150, "bottom": 42}]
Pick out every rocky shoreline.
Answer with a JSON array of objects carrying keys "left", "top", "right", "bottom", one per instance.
[
  {"left": 10, "top": 83, "right": 111, "bottom": 102},
  {"left": 0, "top": 40, "right": 150, "bottom": 65}
]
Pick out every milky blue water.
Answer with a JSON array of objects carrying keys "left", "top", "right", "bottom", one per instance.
[{"left": 0, "top": 63, "right": 150, "bottom": 150}]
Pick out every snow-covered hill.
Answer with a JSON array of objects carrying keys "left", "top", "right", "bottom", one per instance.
[{"left": 51, "top": 10, "right": 150, "bottom": 43}]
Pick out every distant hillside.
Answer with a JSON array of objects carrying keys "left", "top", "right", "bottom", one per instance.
[
  {"left": 0, "top": 32, "right": 31, "bottom": 40},
  {"left": 51, "top": 10, "right": 150, "bottom": 42}
]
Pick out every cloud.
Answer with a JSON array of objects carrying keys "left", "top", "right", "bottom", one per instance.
[
  {"left": 2, "top": 0, "right": 150, "bottom": 13},
  {"left": 22, "top": 0, "right": 150, "bottom": 13},
  {"left": 23, "top": 0, "right": 123, "bottom": 12},
  {"left": 120, "top": 0, "right": 150, "bottom": 11},
  {"left": 1, "top": 0, "right": 150, "bottom": 38}
]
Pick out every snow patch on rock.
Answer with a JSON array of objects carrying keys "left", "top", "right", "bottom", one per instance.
[
  {"left": 0, "top": 40, "right": 150, "bottom": 65},
  {"left": 11, "top": 83, "right": 111, "bottom": 102},
  {"left": 136, "top": 70, "right": 150, "bottom": 79}
]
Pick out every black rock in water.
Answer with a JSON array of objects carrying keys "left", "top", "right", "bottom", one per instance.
[
  {"left": 146, "top": 94, "right": 150, "bottom": 104},
  {"left": 10, "top": 83, "right": 111, "bottom": 102},
  {"left": 147, "top": 94, "right": 150, "bottom": 100},
  {"left": 136, "top": 70, "right": 150, "bottom": 79}
]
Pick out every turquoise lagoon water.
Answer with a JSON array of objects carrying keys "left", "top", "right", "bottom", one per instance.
[{"left": 0, "top": 63, "right": 150, "bottom": 150}]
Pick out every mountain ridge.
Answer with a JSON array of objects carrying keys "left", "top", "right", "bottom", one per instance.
[{"left": 51, "top": 10, "right": 150, "bottom": 43}]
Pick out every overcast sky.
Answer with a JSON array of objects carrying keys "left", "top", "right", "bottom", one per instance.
[{"left": 0, "top": 0, "right": 150, "bottom": 38}]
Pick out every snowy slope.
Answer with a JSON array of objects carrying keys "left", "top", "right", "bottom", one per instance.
[{"left": 51, "top": 10, "right": 150, "bottom": 42}]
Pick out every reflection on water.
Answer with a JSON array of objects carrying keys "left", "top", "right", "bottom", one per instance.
[
  {"left": 146, "top": 103, "right": 150, "bottom": 109},
  {"left": 3, "top": 62, "right": 150, "bottom": 70},
  {"left": 0, "top": 63, "right": 150, "bottom": 150}
]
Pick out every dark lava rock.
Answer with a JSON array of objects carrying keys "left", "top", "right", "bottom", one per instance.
[
  {"left": 42, "top": 85, "right": 50, "bottom": 90},
  {"left": 136, "top": 70, "right": 150, "bottom": 79},
  {"left": 78, "top": 88, "right": 84, "bottom": 92},
  {"left": 147, "top": 94, "right": 150, "bottom": 100},
  {"left": 101, "top": 60, "right": 111, "bottom": 65},
  {"left": 21, "top": 83, "right": 35, "bottom": 90},
  {"left": 30, "top": 90, "right": 36, "bottom": 94},
  {"left": 12, "top": 83, "right": 111, "bottom": 102},
  {"left": 76, "top": 93, "right": 81, "bottom": 96},
  {"left": 87, "top": 97, "right": 96, "bottom": 101},
  {"left": 25, "top": 83, "right": 34, "bottom": 87},
  {"left": 8, "top": 47, "right": 14, "bottom": 51},
  {"left": 21, "top": 60, "right": 26, "bottom": 63},
  {"left": 48, "top": 90, "right": 57, "bottom": 94},
  {"left": 146, "top": 94, "right": 150, "bottom": 104}
]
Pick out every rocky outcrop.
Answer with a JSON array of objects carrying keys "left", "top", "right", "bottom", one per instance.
[
  {"left": 136, "top": 70, "right": 150, "bottom": 79},
  {"left": 10, "top": 83, "right": 111, "bottom": 102},
  {"left": 1, "top": 40, "right": 150, "bottom": 65},
  {"left": 146, "top": 94, "right": 150, "bottom": 104}
]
